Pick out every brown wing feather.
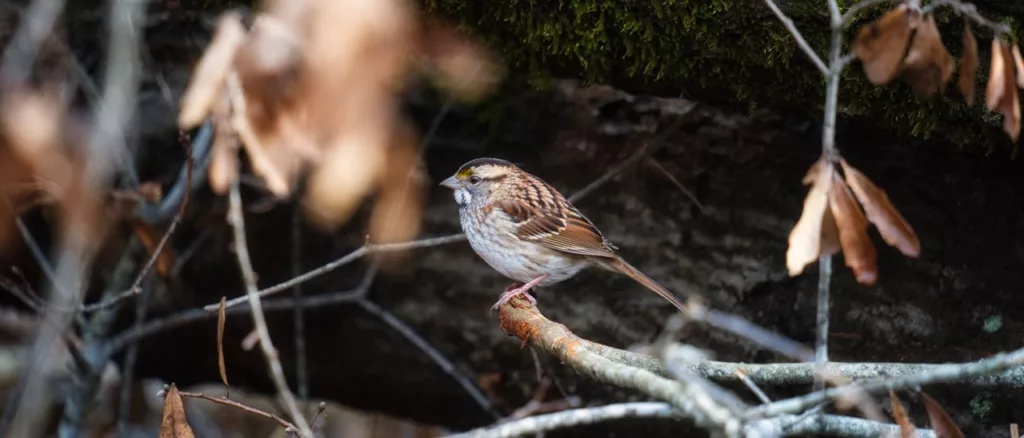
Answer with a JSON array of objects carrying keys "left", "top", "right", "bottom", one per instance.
[{"left": 493, "top": 176, "right": 617, "bottom": 258}]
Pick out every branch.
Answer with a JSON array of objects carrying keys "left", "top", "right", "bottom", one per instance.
[
  {"left": 746, "top": 413, "right": 936, "bottom": 437},
  {"left": 745, "top": 344, "right": 1024, "bottom": 419},
  {"left": 207, "top": 233, "right": 467, "bottom": 311},
  {"left": 227, "top": 182, "right": 312, "bottom": 437},
  {"left": 759, "top": 0, "right": 829, "bottom": 75},
  {"left": 498, "top": 298, "right": 742, "bottom": 436},
  {"left": 443, "top": 402, "right": 678, "bottom": 438},
  {"left": 177, "top": 390, "right": 296, "bottom": 431}
]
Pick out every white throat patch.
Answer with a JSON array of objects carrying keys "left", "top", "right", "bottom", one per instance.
[{"left": 454, "top": 188, "right": 472, "bottom": 206}]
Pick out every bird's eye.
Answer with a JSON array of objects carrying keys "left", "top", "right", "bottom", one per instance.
[{"left": 469, "top": 176, "right": 482, "bottom": 185}]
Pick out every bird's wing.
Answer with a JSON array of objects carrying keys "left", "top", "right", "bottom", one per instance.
[{"left": 493, "top": 188, "right": 618, "bottom": 258}]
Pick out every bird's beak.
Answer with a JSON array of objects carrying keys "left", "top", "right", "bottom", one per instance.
[{"left": 439, "top": 176, "right": 460, "bottom": 190}]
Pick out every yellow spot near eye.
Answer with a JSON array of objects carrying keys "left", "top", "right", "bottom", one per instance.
[{"left": 456, "top": 168, "right": 474, "bottom": 179}]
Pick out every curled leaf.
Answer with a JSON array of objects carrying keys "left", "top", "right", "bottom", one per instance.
[
  {"left": 957, "top": 22, "right": 979, "bottom": 105},
  {"left": 828, "top": 172, "right": 877, "bottom": 286},
  {"left": 901, "top": 14, "right": 954, "bottom": 96},
  {"left": 985, "top": 40, "right": 1021, "bottom": 140},
  {"left": 159, "top": 384, "right": 196, "bottom": 438},
  {"left": 853, "top": 5, "right": 918, "bottom": 85},
  {"left": 217, "top": 296, "right": 230, "bottom": 394},
  {"left": 840, "top": 160, "right": 920, "bottom": 257},
  {"left": 889, "top": 390, "right": 917, "bottom": 438},
  {"left": 921, "top": 392, "right": 965, "bottom": 438},
  {"left": 786, "top": 159, "right": 832, "bottom": 276},
  {"left": 1013, "top": 45, "right": 1024, "bottom": 89}
]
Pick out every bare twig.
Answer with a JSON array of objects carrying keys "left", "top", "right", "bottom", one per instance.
[
  {"left": 813, "top": 256, "right": 832, "bottom": 392},
  {"left": 6, "top": 0, "right": 144, "bottom": 435},
  {"left": 81, "top": 134, "right": 195, "bottom": 313},
  {"left": 227, "top": 182, "right": 312, "bottom": 437},
  {"left": 177, "top": 390, "right": 297, "bottom": 430},
  {"left": 922, "top": 0, "right": 1012, "bottom": 35},
  {"left": 746, "top": 413, "right": 936, "bottom": 437},
  {"left": 645, "top": 158, "right": 706, "bottom": 214},
  {"left": 443, "top": 402, "right": 679, "bottom": 438},
  {"left": 0, "top": 0, "right": 67, "bottom": 86},
  {"left": 357, "top": 297, "right": 500, "bottom": 419},
  {"left": 745, "top": 344, "right": 1024, "bottom": 419},
  {"left": 735, "top": 370, "right": 773, "bottom": 404},
  {"left": 116, "top": 274, "right": 154, "bottom": 436},
  {"left": 759, "top": 0, "right": 829, "bottom": 75},
  {"left": 291, "top": 206, "right": 308, "bottom": 401},
  {"left": 208, "top": 233, "right": 467, "bottom": 311},
  {"left": 498, "top": 298, "right": 742, "bottom": 435}
]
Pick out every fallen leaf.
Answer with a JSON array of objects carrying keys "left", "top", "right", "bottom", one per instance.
[
  {"left": 786, "top": 159, "right": 833, "bottom": 276},
  {"left": 853, "top": 5, "right": 918, "bottom": 85},
  {"left": 217, "top": 296, "right": 229, "bottom": 395},
  {"left": 840, "top": 160, "right": 920, "bottom": 257},
  {"left": 159, "top": 384, "right": 195, "bottom": 438},
  {"left": 901, "top": 14, "right": 954, "bottom": 95},
  {"left": 889, "top": 390, "right": 917, "bottom": 438},
  {"left": 177, "top": 12, "right": 246, "bottom": 130},
  {"left": 828, "top": 172, "right": 877, "bottom": 285},
  {"left": 986, "top": 40, "right": 1021, "bottom": 140},
  {"left": 957, "top": 22, "right": 979, "bottom": 106},
  {"left": 921, "top": 392, "right": 965, "bottom": 438}
]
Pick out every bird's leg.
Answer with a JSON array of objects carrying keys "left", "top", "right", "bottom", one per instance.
[{"left": 492, "top": 274, "right": 549, "bottom": 310}]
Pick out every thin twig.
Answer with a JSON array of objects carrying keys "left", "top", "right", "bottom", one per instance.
[
  {"left": 81, "top": 134, "right": 195, "bottom": 313},
  {"left": 291, "top": 206, "right": 308, "bottom": 401},
  {"left": 228, "top": 182, "right": 312, "bottom": 437},
  {"left": 6, "top": 0, "right": 143, "bottom": 435},
  {"left": 735, "top": 369, "right": 773, "bottom": 404},
  {"left": 645, "top": 158, "right": 706, "bottom": 214},
  {"left": 116, "top": 274, "right": 154, "bottom": 436},
  {"left": 178, "top": 390, "right": 297, "bottom": 430},
  {"left": 759, "top": 0, "right": 829, "bottom": 76},
  {"left": 443, "top": 402, "right": 679, "bottom": 438},
  {"left": 207, "top": 234, "right": 467, "bottom": 311},
  {"left": 357, "top": 297, "right": 500, "bottom": 419}
]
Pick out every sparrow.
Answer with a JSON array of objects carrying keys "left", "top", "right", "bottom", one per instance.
[{"left": 440, "top": 157, "right": 687, "bottom": 311}]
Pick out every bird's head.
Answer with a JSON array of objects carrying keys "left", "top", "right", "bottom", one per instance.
[{"left": 439, "top": 157, "right": 518, "bottom": 206}]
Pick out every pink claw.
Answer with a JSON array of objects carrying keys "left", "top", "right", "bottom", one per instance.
[{"left": 491, "top": 274, "right": 549, "bottom": 311}]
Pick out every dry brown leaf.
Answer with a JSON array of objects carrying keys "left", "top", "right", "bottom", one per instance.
[
  {"left": 786, "top": 159, "right": 832, "bottom": 276},
  {"left": 419, "top": 19, "right": 503, "bottom": 101},
  {"left": 177, "top": 12, "right": 246, "bottom": 129},
  {"left": 160, "top": 384, "right": 196, "bottom": 438},
  {"left": 853, "top": 5, "right": 918, "bottom": 85},
  {"left": 889, "top": 390, "right": 917, "bottom": 438},
  {"left": 957, "top": 22, "right": 979, "bottom": 106},
  {"left": 986, "top": 40, "right": 1021, "bottom": 140},
  {"left": 828, "top": 172, "right": 878, "bottom": 285},
  {"left": 131, "top": 221, "right": 175, "bottom": 278},
  {"left": 820, "top": 205, "right": 841, "bottom": 257},
  {"left": 1011, "top": 423, "right": 1019, "bottom": 438},
  {"left": 921, "top": 392, "right": 965, "bottom": 438},
  {"left": 901, "top": 14, "right": 954, "bottom": 95},
  {"left": 1014, "top": 45, "right": 1024, "bottom": 88},
  {"left": 840, "top": 160, "right": 920, "bottom": 257},
  {"left": 217, "top": 296, "right": 229, "bottom": 393}
]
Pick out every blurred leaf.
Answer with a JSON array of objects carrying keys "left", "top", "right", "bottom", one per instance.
[
  {"left": 957, "top": 22, "right": 979, "bottom": 106},
  {"left": 217, "top": 296, "right": 230, "bottom": 394},
  {"left": 840, "top": 160, "right": 920, "bottom": 257},
  {"left": 901, "top": 14, "right": 953, "bottom": 96},
  {"left": 853, "top": 5, "right": 918, "bottom": 85},
  {"left": 786, "top": 158, "right": 832, "bottom": 277},
  {"left": 889, "top": 390, "right": 917, "bottom": 438},
  {"left": 828, "top": 172, "right": 877, "bottom": 285},
  {"left": 921, "top": 392, "right": 965, "bottom": 438},
  {"left": 985, "top": 40, "right": 1020, "bottom": 140}
]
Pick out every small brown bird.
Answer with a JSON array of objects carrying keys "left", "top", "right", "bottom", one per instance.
[{"left": 440, "top": 157, "right": 687, "bottom": 311}]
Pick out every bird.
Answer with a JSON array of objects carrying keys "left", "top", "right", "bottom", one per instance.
[{"left": 439, "top": 157, "right": 688, "bottom": 312}]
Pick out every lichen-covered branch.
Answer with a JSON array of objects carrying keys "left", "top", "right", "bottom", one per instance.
[{"left": 498, "top": 299, "right": 742, "bottom": 436}]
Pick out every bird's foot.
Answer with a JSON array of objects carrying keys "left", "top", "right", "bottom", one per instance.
[{"left": 491, "top": 275, "right": 549, "bottom": 311}]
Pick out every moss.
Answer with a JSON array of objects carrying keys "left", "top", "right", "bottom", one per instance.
[{"left": 423, "top": 0, "right": 1024, "bottom": 152}]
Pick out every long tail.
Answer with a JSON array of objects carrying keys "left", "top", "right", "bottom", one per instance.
[{"left": 602, "top": 256, "right": 688, "bottom": 313}]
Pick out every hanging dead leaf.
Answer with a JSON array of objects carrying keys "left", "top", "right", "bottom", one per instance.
[
  {"left": 828, "top": 173, "right": 877, "bottom": 285},
  {"left": 852, "top": 5, "right": 918, "bottom": 85},
  {"left": 889, "top": 390, "right": 917, "bottom": 438},
  {"left": 820, "top": 205, "right": 841, "bottom": 257},
  {"left": 217, "top": 296, "right": 230, "bottom": 395},
  {"left": 839, "top": 160, "right": 920, "bottom": 257},
  {"left": 159, "top": 384, "right": 196, "bottom": 438},
  {"left": 957, "top": 22, "right": 979, "bottom": 105},
  {"left": 985, "top": 40, "right": 1021, "bottom": 140},
  {"left": 786, "top": 159, "right": 833, "bottom": 276},
  {"left": 131, "top": 221, "right": 175, "bottom": 279},
  {"left": 901, "top": 14, "right": 954, "bottom": 95},
  {"left": 177, "top": 12, "right": 247, "bottom": 130},
  {"left": 921, "top": 392, "right": 965, "bottom": 438},
  {"left": 1014, "top": 45, "right": 1024, "bottom": 89}
]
